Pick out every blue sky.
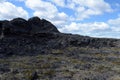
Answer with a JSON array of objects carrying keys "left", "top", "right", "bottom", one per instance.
[{"left": 0, "top": 0, "right": 120, "bottom": 38}]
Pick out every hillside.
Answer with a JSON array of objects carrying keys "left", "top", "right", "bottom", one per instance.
[{"left": 0, "top": 17, "right": 120, "bottom": 80}]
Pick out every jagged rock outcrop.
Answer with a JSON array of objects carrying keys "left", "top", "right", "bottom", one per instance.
[
  {"left": 0, "top": 16, "right": 60, "bottom": 36},
  {"left": 10, "top": 18, "right": 30, "bottom": 33},
  {"left": 28, "top": 17, "right": 59, "bottom": 33},
  {"left": 0, "top": 17, "right": 120, "bottom": 56}
]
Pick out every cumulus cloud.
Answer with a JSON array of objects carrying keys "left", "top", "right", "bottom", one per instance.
[
  {"left": 59, "top": 22, "right": 109, "bottom": 33},
  {"left": 0, "top": 1, "right": 28, "bottom": 20},
  {"left": 108, "top": 17, "right": 120, "bottom": 27},
  {"left": 50, "top": 0, "right": 65, "bottom": 7},
  {"left": 23, "top": 0, "right": 113, "bottom": 27},
  {"left": 70, "top": 0, "right": 113, "bottom": 20},
  {"left": 48, "top": 0, "right": 113, "bottom": 20},
  {"left": 0, "top": 0, "right": 5, "bottom": 2},
  {"left": 25, "top": 0, "right": 68, "bottom": 26},
  {"left": 108, "top": 17, "right": 120, "bottom": 32},
  {"left": 59, "top": 16, "right": 120, "bottom": 38}
]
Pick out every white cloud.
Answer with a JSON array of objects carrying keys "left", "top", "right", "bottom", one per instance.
[
  {"left": 50, "top": 0, "right": 65, "bottom": 7},
  {"left": 25, "top": 0, "right": 57, "bottom": 12},
  {"left": 25, "top": 0, "right": 68, "bottom": 26},
  {"left": 23, "top": 0, "right": 113, "bottom": 28},
  {"left": 59, "top": 22, "right": 78, "bottom": 32},
  {"left": 16, "top": 0, "right": 25, "bottom": 2},
  {"left": 108, "top": 17, "right": 120, "bottom": 32},
  {"left": 50, "top": 12, "right": 68, "bottom": 26},
  {"left": 59, "top": 22, "right": 109, "bottom": 33},
  {"left": 59, "top": 16, "right": 120, "bottom": 38},
  {"left": 23, "top": 0, "right": 113, "bottom": 27},
  {"left": 71, "top": 0, "right": 113, "bottom": 20},
  {"left": 0, "top": 0, "right": 5, "bottom": 2},
  {"left": 84, "top": 0, "right": 112, "bottom": 12},
  {"left": 108, "top": 17, "right": 120, "bottom": 27},
  {"left": 51, "top": 0, "right": 113, "bottom": 20},
  {"left": 0, "top": 1, "right": 28, "bottom": 20}
]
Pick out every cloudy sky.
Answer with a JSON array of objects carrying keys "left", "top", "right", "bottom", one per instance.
[{"left": 0, "top": 0, "right": 120, "bottom": 38}]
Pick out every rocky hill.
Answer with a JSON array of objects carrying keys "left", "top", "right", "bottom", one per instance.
[
  {"left": 0, "top": 17, "right": 120, "bottom": 80},
  {"left": 0, "top": 17, "right": 120, "bottom": 56}
]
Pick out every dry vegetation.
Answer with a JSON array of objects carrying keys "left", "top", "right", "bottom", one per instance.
[{"left": 0, "top": 47, "right": 120, "bottom": 80}]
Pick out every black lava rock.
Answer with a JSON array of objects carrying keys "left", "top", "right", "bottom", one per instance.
[
  {"left": 0, "top": 16, "right": 120, "bottom": 56},
  {"left": 28, "top": 16, "right": 60, "bottom": 33},
  {"left": 10, "top": 18, "right": 31, "bottom": 33}
]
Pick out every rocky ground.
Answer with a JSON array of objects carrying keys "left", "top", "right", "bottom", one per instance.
[
  {"left": 0, "top": 17, "right": 120, "bottom": 80},
  {"left": 0, "top": 47, "right": 120, "bottom": 80}
]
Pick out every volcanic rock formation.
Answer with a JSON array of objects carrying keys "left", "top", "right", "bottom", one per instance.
[
  {"left": 0, "top": 17, "right": 120, "bottom": 56},
  {"left": 0, "top": 17, "right": 59, "bottom": 35}
]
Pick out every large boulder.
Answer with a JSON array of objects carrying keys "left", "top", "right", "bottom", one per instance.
[
  {"left": 28, "top": 16, "right": 41, "bottom": 25},
  {"left": 28, "top": 17, "right": 42, "bottom": 34},
  {"left": 10, "top": 18, "right": 31, "bottom": 33},
  {"left": 28, "top": 17, "right": 60, "bottom": 34},
  {"left": 40, "top": 19, "right": 60, "bottom": 33}
]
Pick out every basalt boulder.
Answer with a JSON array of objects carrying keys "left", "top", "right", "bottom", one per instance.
[
  {"left": 10, "top": 18, "right": 31, "bottom": 33},
  {"left": 0, "top": 17, "right": 60, "bottom": 36},
  {"left": 28, "top": 17, "right": 60, "bottom": 34}
]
